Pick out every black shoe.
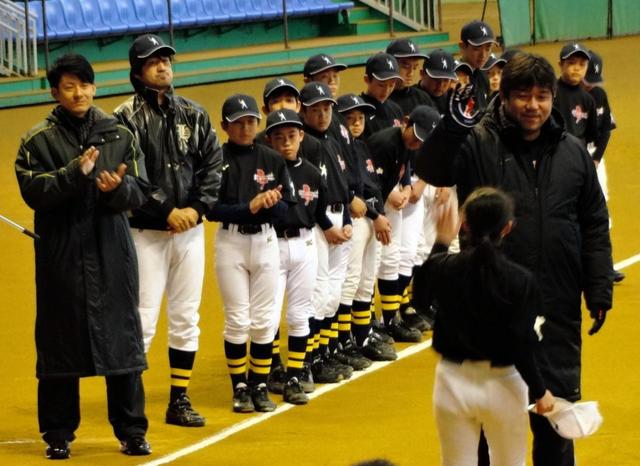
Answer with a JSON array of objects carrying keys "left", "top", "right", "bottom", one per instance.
[
  {"left": 613, "top": 270, "right": 626, "bottom": 283},
  {"left": 402, "top": 307, "right": 430, "bottom": 332},
  {"left": 251, "top": 383, "right": 277, "bottom": 412},
  {"left": 283, "top": 377, "right": 309, "bottom": 405},
  {"left": 323, "top": 353, "right": 354, "bottom": 379},
  {"left": 370, "top": 322, "right": 395, "bottom": 345},
  {"left": 165, "top": 393, "right": 205, "bottom": 427},
  {"left": 299, "top": 362, "right": 316, "bottom": 393},
  {"left": 311, "top": 359, "right": 344, "bottom": 383},
  {"left": 46, "top": 440, "right": 70, "bottom": 460},
  {"left": 334, "top": 341, "right": 372, "bottom": 370},
  {"left": 360, "top": 336, "right": 398, "bottom": 361},
  {"left": 232, "top": 383, "right": 254, "bottom": 413},
  {"left": 266, "top": 363, "right": 286, "bottom": 395},
  {"left": 120, "top": 437, "right": 151, "bottom": 456},
  {"left": 385, "top": 319, "right": 422, "bottom": 343}
]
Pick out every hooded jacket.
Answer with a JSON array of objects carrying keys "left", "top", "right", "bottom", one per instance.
[
  {"left": 15, "top": 107, "right": 150, "bottom": 378},
  {"left": 415, "top": 102, "right": 613, "bottom": 400}
]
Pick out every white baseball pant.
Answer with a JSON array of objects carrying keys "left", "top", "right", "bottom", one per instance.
[
  {"left": 131, "top": 223, "right": 205, "bottom": 353},
  {"left": 215, "top": 224, "right": 280, "bottom": 345},
  {"left": 378, "top": 190, "right": 403, "bottom": 281},
  {"left": 340, "top": 216, "right": 379, "bottom": 306},
  {"left": 399, "top": 178, "right": 425, "bottom": 276}
]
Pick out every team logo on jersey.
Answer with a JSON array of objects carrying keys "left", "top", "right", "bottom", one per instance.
[
  {"left": 366, "top": 159, "right": 375, "bottom": 173},
  {"left": 376, "top": 167, "right": 384, "bottom": 175},
  {"left": 319, "top": 163, "right": 328, "bottom": 178},
  {"left": 340, "top": 124, "right": 351, "bottom": 143},
  {"left": 597, "top": 106, "right": 604, "bottom": 116},
  {"left": 337, "top": 154, "right": 346, "bottom": 171},
  {"left": 176, "top": 124, "right": 191, "bottom": 145},
  {"left": 298, "top": 184, "right": 319, "bottom": 206},
  {"left": 571, "top": 105, "right": 588, "bottom": 123},
  {"left": 254, "top": 168, "right": 275, "bottom": 189}
]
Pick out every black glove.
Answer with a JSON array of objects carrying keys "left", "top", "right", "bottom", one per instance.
[
  {"left": 588, "top": 308, "right": 608, "bottom": 335},
  {"left": 448, "top": 83, "right": 483, "bottom": 128}
]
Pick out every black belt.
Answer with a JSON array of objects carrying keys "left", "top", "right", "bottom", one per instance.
[
  {"left": 275, "top": 227, "right": 303, "bottom": 239},
  {"left": 222, "top": 223, "right": 265, "bottom": 235},
  {"left": 443, "top": 356, "right": 511, "bottom": 368},
  {"left": 328, "top": 203, "right": 344, "bottom": 213}
]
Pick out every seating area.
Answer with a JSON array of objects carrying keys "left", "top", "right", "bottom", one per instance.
[{"left": 25, "top": 0, "right": 355, "bottom": 42}]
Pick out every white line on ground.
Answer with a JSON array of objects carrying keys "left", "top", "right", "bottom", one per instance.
[
  {"left": 614, "top": 254, "right": 640, "bottom": 271},
  {"left": 138, "top": 338, "right": 434, "bottom": 466}
]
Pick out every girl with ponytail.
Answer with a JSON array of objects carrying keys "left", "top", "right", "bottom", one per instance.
[{"left": 415, "top": 187, "right": 555, "bottom": 466}]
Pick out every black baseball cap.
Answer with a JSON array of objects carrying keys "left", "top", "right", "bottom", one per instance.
[
  {"left": 454, "top": 60, "right": 473, "bottom": 76},
  {"left": 336, "top": 94, "right": 376, "bottom": 114},
  {"left": 265, "top": 108, "right": 303, "bottom": 134},
  {"left": 584, "top": 50, "right": 604, "bottom": 84},
  {"left": 303, "top": 54, "right": 347, "bottom": 77},
  {"left": 461, "top": 20, "right": 496, "bottom": 46},
  {"left": 300, "top": 82, "right": 337, "bottom": 106},
  {"left": 129, "top": 34, "right": 176, "bottom": 67},
  {"left": 481, "top": 53, "right": 507, "bottom": 71},
  {"left": 501, "top": 48, "right": 523, "bottom": 63},
  {"left": 386, "top": 38, "right": 428, "bottom": 59},
  {"left": 263, "top": 77, "right": 299, "bottom": 102},
  {"left": 222, "top": 94, "right": 261, "bottom": 122},
  {"left": 560, "top": 42, "right": 590, "bottom": 60},
  {"left": 366, "top": 53, "right": 402, "bottom": 81},
  {"left": 409, "top": 106, "right": 441, "bottom": 142},
  {"left": 423, "top": 49, "right": 457, "bottom": 79}
]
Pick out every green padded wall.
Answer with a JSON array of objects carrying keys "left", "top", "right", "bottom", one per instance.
[
  {"left": 534, "top": 0, "right": 608, "bottom": 41},
  {"left": 612, "top": 0, "right": 640, "bottom": 35},
  {"left": 498, "top": 0, "right": 531, "bottom": 46}
]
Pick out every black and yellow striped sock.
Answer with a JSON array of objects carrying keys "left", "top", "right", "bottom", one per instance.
[
  {"left": 319, "top": 317, "right": 332, "bottom": 355},
  {"left": 337, "top": 303, "right": 352, "bottom": 345},
  {"left": 248, "top": 341, "right": 272, "bottom": 386},
  {"left": 272, "top": 329, "right": 282, "bottom": 368},
  {"left": 351, "top": 300, "right": 372, "bottom": 347},
  {"left": 398, "top": 274, "right": 412, "bottom": 314},
  {"left": 168, "top": 348, "right": 195, "bottom": 403},
  {"left": 224, "top": 340, "right": 247, "bottom": 389},
  {"left": 378, "top": 278, "right": 400, "bottom": 326},
  {"left": 312, "top": 318, "right": 322, "bottom": 360},
  {"left": 305, "top": 318, "right": 316, "bottom": 362},
  {"left": 287, "top": 335, "right": 307, "bottom": 379},
  {"left": 328, "top": 314, "right": 340, "bottom": 353}
]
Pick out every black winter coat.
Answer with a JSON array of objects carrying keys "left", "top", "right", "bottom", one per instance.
[
  {"left": 16, "top": 107, "right": 150, "bottom": 379},
  {"left": 415, "top": 104, "right": 613, "bottom": 400}
]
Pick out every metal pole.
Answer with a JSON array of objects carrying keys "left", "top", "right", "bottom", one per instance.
[
  {"left": 282, "top": 0, "right": 289, "bottom": 49},
  {"left": 388, "top": 0, "right": 394, "bottom": 37},
  {"left": 481, "top": 0, "right": 488, "bottom": 21},
  {"left": 41, "top": 0, "right": 49, "bottom": 71},
  {"left": 531, "top": 0, "right": 536, "bottom": 45},
  {"left": 167, "top": 0, "right": 174, "bottom": 47},
  {"left": 437, "top": 0, "right": 442, "bottom": 31},
  {"left": 23, "top": 0, "right": 31, "bottom": 75},
  {"left": 0, "top": 214, "right": 40, "bottom": 240}
]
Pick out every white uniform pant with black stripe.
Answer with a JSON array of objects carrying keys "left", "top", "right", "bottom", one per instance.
[
  {"left": 215, "top": 224, "right": 280, "bottom": 345},
  {"left": 340, "top": 217, "right": 379, "bottom": 306},
  {"left": 131, "top": 224, "right": 205, "bottom": 353},
  {"left": 313, "top": 209, "right": 351, "bottom": 319},
  {"left": 273, "top": 228, "right": 318, "bottom": 338},
  {"left": 433, "top": 358, "right": 528, "bottom": 466},
  {"left": 377, "top": 193, "right": 403, "bottom": 281}
]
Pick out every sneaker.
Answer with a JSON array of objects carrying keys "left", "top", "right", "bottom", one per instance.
[
  {"left": 334, "top": 341, "right": 372, "bottom": 370},
  {"left": 323, "top": 353, "right": 354, "bottom": 379},
  {"left": 232, "top": 383, "right": 255, "bottom": 413},
  {"left": 311, "top": 359, "right": 344, "bottom": 383},
  {"left": 251, "top": 383, "right": 277, "bottom": 412},
  {"left": 299, "top": 362, "right": 316, "bottom": 393},
  {"left": 120, "top": 437, "right": 151, "bottom": 456},
  {"left": 360, "top": 336, "right": 398, "bottom": 361},
  {"left": 283, "top": 377, "right": 309, "bottom": 405},
  {"left": 266, "top": 363, "right": 286, "bottom": 395},
  {"left": 165, "top": 393, "right": 205, "bottom": 427},
  {"left": 402, "top": 307, "right": 430, "bottom": 332},
  {"left": 385, "top": 319, "right": 422, "bottom": 343},
  {"left": 46, "top": 440, "right": 70, "bottom": 460}
]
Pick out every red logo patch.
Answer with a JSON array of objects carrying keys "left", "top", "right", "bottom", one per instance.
[
  {"left": 298, "top": 184, "right": 318, "bottom": 206},
  {"left": 572, "top": 105, "right": 588, "bottom": 123},
  {"left": 253, "top": 168, "right": 275, "bottom": 190},
  {"left": 366, "top": 159, "right": 375, "bottom": 173}
]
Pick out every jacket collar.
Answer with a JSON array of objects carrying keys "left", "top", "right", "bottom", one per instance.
[{"left": 140, "top": 86, "right": 175, "bottom": 112}]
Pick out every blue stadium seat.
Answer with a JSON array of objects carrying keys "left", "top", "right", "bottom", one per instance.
[
  {"left": 283, "top": 0, "right": 310, "bottom": 17},
  {"left": 58, "top": 0, "right": 93, "bottom": 39},
  {"left": 132, "top": 0, "right": 166, "bottom": 29},
  {"left": 27, "top": 1, "right": 45, "bottom": 41},
  {"left": 115, "top": 0, "right": 147, "bottom": 32},
  {"left": 41, "top": 0, "right": 74, "bottom": 40},
  {"left": 214, "top": 0, "right": 247, "bottom": 24},
  {"left": 247, "top": 0, "right": 280, "bottom": 21},
  {"left": 324, "top": 1, "right": 355, "bottom": 14},
  {"left": 77, "top": 0, "right": 112, "bottom": 36},
  {"left": 184, "top": 0, "right": 219, "bottom": 26},
  {"left": 96, "top": 0, "right": 131, "bottom": 35},
  {"left": 169, "top": 0, "right": 200, "bottom": 28}
]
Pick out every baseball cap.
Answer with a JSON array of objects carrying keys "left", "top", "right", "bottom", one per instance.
[
  {"left": 409, "top": 105, "right": 441, "bottom": 142},
  {"left": 584, "top": 50, "right": 604, "bottom": 84},
  {"left": 263, "top": 77, "right": 299, "bottom": 102},
  {"left": 481, "top": 53, "right": 507, "bottom": 71},
  {"left": 423, "top": 49, "right": 457, "bottom": 79},
  {"left": 303, "top": 54, "right": 347, "bottom": 77},
  {"left": 560, "top": 42, "right": 591, "bottom": 60},
  {"left": 461, "top": 20, "right": 496, "bottom": 46},
  {"left": 501, "top": 48, "right": 523, "bottom": 63},
  {"left": 300, "top": 82, "right": 337, "bottom": 106},
  {"left": 222, "top": 94, "right": 261, "bottom": 122},
  {"left": 366, "top": 53, "right": 402, "bottom": 81},
  {"left": 454, "top": 60, "right": 473, "bottom": 76},
  {"left": 129, "top": 34, "right": 176, "bottom": 67},
  {"left": 336, "top": 94, "right": 376, "bottom": 114},
  {"left": 386, "top": 38, "right": 428, "bottom": 59},
  {"left": 529, "top": 398, "right": 603, "bottom": 440},
  {"left": 265, "top": 108, "right": 303, "bottom": 134}
]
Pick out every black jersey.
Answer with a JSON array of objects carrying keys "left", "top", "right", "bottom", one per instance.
[
  {"left": 469, "top": 66, "right": 491, "bottom": 112},
  {"left": 359, "top": 92, "right": 404, "bottom": 140},
  {"left": 207, "top": 141, "right": 295, "bottom": 225},
  {"left": 554, "top": 79, "right": 598, "bottom": 146},
  {"left": 365, "top": 126, "right": 412, "bottom": 201},
  {"left": 353, "top": 138, "right": 385, "bottom": 220},
  {"left": 588, "top": 85, "right": 616, "bottom": 162},
  {"left": 389, "top": 86, "right": 436, "bottom": 116},
  {"left": 274, "top": 157, "right": 328, "bottom": 231},
  {"left": 413, "top": 84, "right": 449, "bottom": 116},
  {"left": 328, "top": 113, "right": 363, "bottom": 199}
]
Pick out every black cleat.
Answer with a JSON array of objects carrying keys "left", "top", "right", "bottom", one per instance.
[
  {"left": 46, "top": 440, "right": 70, "bottom": 460},
  {"left": 166, "top": 393, "right": 205, "bottom": 427},
  {"left": 120, "top": 437, "right": 151, "bottom": 456},
  {"left": 402, "top": 307, "right": 430, "bottom": 332},
  {"left": 311, "top": 359, "right": 344, "bottom": 383},
  {"left": 283, "top": 377, "right": 309, "bottom": 405},
  {"left": 385, "top": 319, "right": 422, "bottom": 343},
  {"left": 323, "top": 353, "right": 354, "bottom": 379},
  {"left": 266, "top": 363, "right": 286, "bottom": 395},
  {"left": 370, "top": 321, "right": 395, "bottom": 344},
  {"left": 251, "top": 383, "right": 277, "bottom": 412},
  {"left": 613, "top": 270, "right": 625, "bottom": 283},
  {"left": 299, "top": 362, "right": 316, "bottom": 393},
  {"left": 232, "top": 383, "right": 254, "bottom": 413},
  {"left": 334, "top": 341, "right": 372, "bottom": 370},
  {"left": 360, "top": 336, "right": 397, "bottom": 361}
]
